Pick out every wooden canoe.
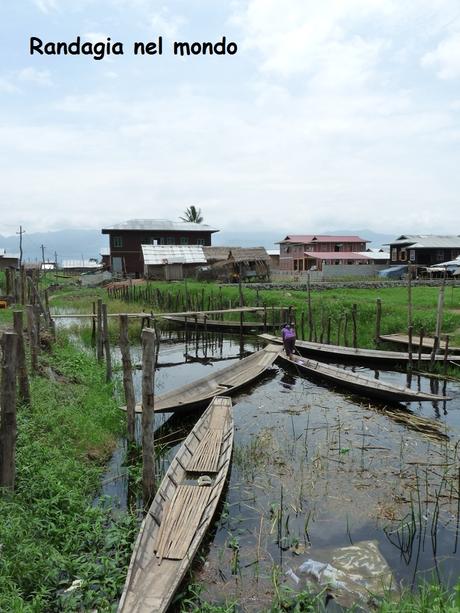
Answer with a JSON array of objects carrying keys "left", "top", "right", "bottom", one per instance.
[
  {"left": 163, "top": 314, "right": 271, "bottom": 332},
  {"left": 129, "top": 344, "right": 282, "bottom": 413},
  {"left": 277, "top": 353, "right": 452, "bottom": 404},
  {"left": 379, "top": 334, "right": 460, "bottom": 354},
  {"left": 118, "top": 396, "right": 234, "bottom": 613},
  {"left": 259, "top": 333, "right": 457, "bottom": 365}
]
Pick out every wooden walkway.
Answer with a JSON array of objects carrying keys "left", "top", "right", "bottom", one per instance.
[
  {"left": 52, "top": 306, "right": 292, "bottom": 319},
  {"left": 379, "top": 333, "right": 460, "bottom": 353}
]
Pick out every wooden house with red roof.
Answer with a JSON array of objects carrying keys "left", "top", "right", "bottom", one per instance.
[{"left": 277, "top": 234, "right": 369, "bottom": 273}]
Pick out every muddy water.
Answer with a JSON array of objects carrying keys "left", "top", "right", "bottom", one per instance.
[{"left": 83, "top": 324, "right": 460, "bottom": 609}]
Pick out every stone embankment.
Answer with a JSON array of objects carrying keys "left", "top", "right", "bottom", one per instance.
[{"left": 245, "top": 279, "right": 458, "bottom": 291}]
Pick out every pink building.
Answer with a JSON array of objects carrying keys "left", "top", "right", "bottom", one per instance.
[{"left": 278, "top": 235, "right": 368, "bottom": 273}]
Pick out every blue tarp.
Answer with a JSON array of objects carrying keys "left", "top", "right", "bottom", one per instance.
[{"left": 378, "top": 265, "right": 408, "bottom": 279}]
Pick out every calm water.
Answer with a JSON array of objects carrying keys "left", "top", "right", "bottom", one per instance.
[{"left": 67, "top": 321, "right": 460, "bottom": 609}]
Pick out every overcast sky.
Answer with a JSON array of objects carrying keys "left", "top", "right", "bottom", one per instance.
[{"left": 1, "top": 0, "right": 460, "bottom": 236}]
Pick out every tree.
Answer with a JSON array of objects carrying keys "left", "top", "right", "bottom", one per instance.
[{"left": 180, "top": 205, "right": 203, "bottom": 224}]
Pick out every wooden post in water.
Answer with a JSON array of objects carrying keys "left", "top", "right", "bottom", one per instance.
[
  {"left": 434, "top": 278, "right": 446, "bottom": 355},
  {"left": 119, "top": 315, "right": 136, "bottom": 445},
  {"left": 344, "top": 313, "right": 349, "bottom": 347},
  {"left": 326, "top": 317, "right": 331, "bottom": 345},
  {"left": 443, "top": 335, "right": 450, "bottom": 376},
  {"left": 142, "top": 328, "right": 157, "bottom": 506},
  {"left": 96, "top": 298, "right": 103, "bottom": 362},
  {"left": 307, "top": 273, "right": 313, "bottom": 341},
  {"left": 0, "top": 332, "right": 18, "bottom": 490},
  {"left": 263, "top": 305, "right": 267, "bottom": 332},
  {"left": 351, "top": 304, "right": 358, "bottom": 349},
  {"left": 407, "top": 325, "right": 413, "bottom": 372},
  {"left": 417, "top": 327, "right": 425, "bottom": 370},
  {"left": 102, "top": 304, "right": 112, "bottom": 382},
  {"left": 27, "top": 305, "right": 39, "bottom": 373},
  {"left": 407, "top": 263, "right": 413, "bottom": 329},
  {"left": 13, "top": 311, "right": 30, "bottom": 405},
  {"left": 301, "top": 311, "right": 305, "bottom": 340},
  {"left": 375, "top": 298, "right": 382, "bottom": 345}
]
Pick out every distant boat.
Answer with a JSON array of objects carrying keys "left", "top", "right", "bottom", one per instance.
[
  {"left": 163, "top": 314, "right": 271, "bottom": 332},
  {"left": 379, "top": 334, "right": 460, "bottom": 355},
  {"left": 259, "top": 333, "right": 455, "bottom": 365},
  {"left": 118, "top": 396, "right": 234, "bottom": 613},
  {"left": 127, "top": 344, "right": 282, "bottom": 413},
  {"left": 277, "top": 353, "right": 452, "bottom": 404}
]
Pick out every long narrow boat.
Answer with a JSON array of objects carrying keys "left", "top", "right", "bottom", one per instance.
[
  {"left": 259, "top": 333, "right": 457, "bottom": 365},
  {"left": 129, "top": 344, "right": 282, "bottom": 413},
  {"left": 118, "top": 396, "right": 234, "bottom": 613},
  {"left": 379, "top": 333, "right": 460, "bottom": 354},
  {"left": 277, "top": 353, "right": 452, "bottom": 404},
  {"left": 163, "top": 314, "right": 272, "bottom": 332}
]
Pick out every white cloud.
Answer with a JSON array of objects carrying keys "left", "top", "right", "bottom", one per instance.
[
  {"left": 17, "top": 67, "right": 52, "bottom": 86},
  {"left": 421, "top": 33, "right": 460, "bottom": 79},
  {"left": 33, "top": 0, "right": 59, "bottom": 13},
  {"left": 149, "top": 7, "right": 186, "bottom": 39},
  {"left": 0, "top": 77, "right": 18, "bottom": 94}
]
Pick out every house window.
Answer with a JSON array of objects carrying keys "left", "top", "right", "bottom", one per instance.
[
  {"left": 150, "top": 238, "right": 159, "bottom": 245},
  {"left": 391, "top": 248, "right": 397, "bottom": 261},
  {"left": 436, "top": 250, "right": 445, "bottom": 262},
  {"left": 180, "top": 237, "right": 189, "bottom": 245},
  {"left": 400, "top": 249, "right": 407, "bottom": 261},
  {"left": 196, "top": 238, "right": 205, "bottom": 245},
  {"left": 167, "top": 237, "right": 175, "bottom": 245},
  {"left": 409, "top": 250, "right": 415, "bottom": 261},
  {"left": 113, "top": 236, "right": 123, "bottom": 248}
]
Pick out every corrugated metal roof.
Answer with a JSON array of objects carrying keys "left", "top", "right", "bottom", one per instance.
[
  {"left": 279, "top": 235, "right": 369, "bottom": 244},
  {"left": 62, "top": 260, "right": 102, "bottom": 269},
  {"left": 142, "top": 244, "right": 206, "bottom": 265},
  {"left": 357, "top": 251, "right": 390, "bottom": 260},
  {"left": 304, "top": 251, "right": 370, "bottom": 261},
  {"left": 102, "top": 219, "right": 218, "bottom": 233},
  {"left": 100, "top": 247, "right": 110, "bottom": 256},
  {"left": 267, "top": 249, "right": 280, "bottom": 256},
  {"left": 389, "top": 235, "right": 460, "bottom": 248}
]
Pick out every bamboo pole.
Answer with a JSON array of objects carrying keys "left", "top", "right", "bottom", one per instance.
[
  {"left": 102, "top": 303, "right": 112, "bottom": 382},
  {"left": 13, "top": 311, "right": 30, "bottom": 405},
  {"left": 434, "top": 278, "right": 446, "bottom": 355},
  {"left": 443, "top": 335, "right": 450, "bottom": 376},
  {"left": 0, "top": 332, "right": 18, "bottom": 489},
  {"left": 407, "top": 325, "right": 413, "bottom": 372},
  {"left": 96, "top": 298, "right": 103, "bottom": 362},
  {"left": 417, "top": 328, "right": 424, "bottom": 369},
  {"left": 351, "top": 304, "right": 358, "bottom": 349},
  {"left": 306, "top": 273, "right": 313, "bottom": 341},
  {"left": 142, "top": 327, "right": 158, "bottom": 506},
  {"left": 407, "top": 263, "right": 413, "bottom": 329},
  {"left": 119, "top": 315, "right": 136, "bottom": 444},
  {"left": 27, "top": 305, "right": 39, "bottom": 373},
  {"left": 375, "top": 298, "right": 382, "bottom": 345}
]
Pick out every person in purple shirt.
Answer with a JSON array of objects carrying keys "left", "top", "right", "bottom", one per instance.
[{"left": 281, "top": 323, "right": 296, "bottom": 358}]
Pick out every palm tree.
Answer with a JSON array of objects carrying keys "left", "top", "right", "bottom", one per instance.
[{"left": 180, "top": 205, "right": 203, "bottom": 224}]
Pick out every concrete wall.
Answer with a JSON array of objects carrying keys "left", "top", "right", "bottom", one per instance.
[{"left": 273, "top": 263, "right": 387, "bottom": 281}]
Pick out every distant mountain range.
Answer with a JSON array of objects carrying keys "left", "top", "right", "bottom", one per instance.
[{"left": 0, "top": 227, "right": 395, "bottom": 262}]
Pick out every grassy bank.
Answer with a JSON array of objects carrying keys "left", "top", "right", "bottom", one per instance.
[
  {"left": 0, "top": 336, "right": 137, "bottom": 612},
  {"left": 48, "top": 279, "right": 460, "bottom": 349}
]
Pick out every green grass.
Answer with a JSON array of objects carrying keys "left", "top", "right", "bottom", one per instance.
[
  {"left": 0, "top": 336, "right": 137, "bottom": 612},
  {"left": 86, "top": 279, "right": 460, "bottom": 349}
]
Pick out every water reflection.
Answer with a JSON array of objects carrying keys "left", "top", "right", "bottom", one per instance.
[{"left": 90, "top": 326, "right": 460, "bottom": 608}]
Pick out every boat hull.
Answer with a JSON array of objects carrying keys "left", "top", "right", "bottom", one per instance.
[{"left": 277, "top": 354, "right": 451, "bottom": 404}]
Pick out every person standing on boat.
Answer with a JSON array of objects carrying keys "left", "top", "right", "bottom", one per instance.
[{"left": 282, "top": 323, "right": 296, "bottom": 359}]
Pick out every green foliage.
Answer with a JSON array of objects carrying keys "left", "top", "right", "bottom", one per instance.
[{"left": 0, "top": 338, "right": 136, "bottom": 612}]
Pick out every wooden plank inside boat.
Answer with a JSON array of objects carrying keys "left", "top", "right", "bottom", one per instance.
[{"left": 154, "top": 484, "right": 211, "bottom": 561}]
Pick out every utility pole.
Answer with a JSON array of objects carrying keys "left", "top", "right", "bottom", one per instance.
[
  {"left": 54, "top": 251, "right": 58, "bottom": 271},
  {"left": 41, "top": 244, "right": 45, "bottom": 266},
  {"left": 16, "top": 226, "right": 25, "bottom": 268}
]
